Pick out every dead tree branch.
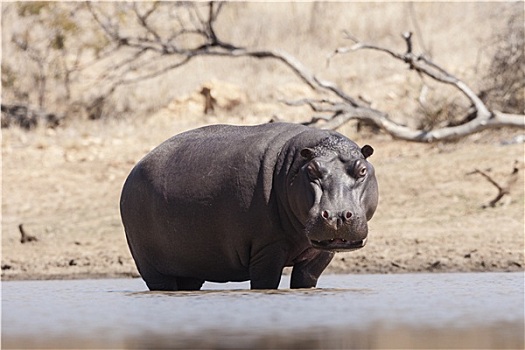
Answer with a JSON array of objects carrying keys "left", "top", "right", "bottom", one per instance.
[
  {"left": 309, "top": 31, "right": 524, "bottom": 140},
  {"left": 468, "top": 161, "right": 520, "bottom": 208},
  {"left": 19, "top": 224, "right": 38, "bottom": 244},
  {"left": 86, "top": 1, "right": 320, "bottom": 102},
  {"left": 86, "top": 2, "right": 524, "bottom": 140}
]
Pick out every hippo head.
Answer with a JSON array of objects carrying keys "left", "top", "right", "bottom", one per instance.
[{"left": 288, "top": 136, "right": 378, "bottom": 252}]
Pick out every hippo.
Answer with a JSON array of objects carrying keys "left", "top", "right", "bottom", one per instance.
[{"left": 120, "top": 122, "right": 378, "bottom": 290}]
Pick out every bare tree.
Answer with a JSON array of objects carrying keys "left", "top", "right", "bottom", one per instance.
[
  {"left": 11, "top": 35, "right": 50, "bottom": 109},
  {"left": 85, "top": 2, "right": 319, "bottom": 91},
  {"left": 298, "top": 31, "right": 524, "bottom": 141},
  {"left": 81, "top": 3, "right": 525, "bottom": 139},
  {"left": 2, "top": 2, "right": 103, "bottom": 123}
]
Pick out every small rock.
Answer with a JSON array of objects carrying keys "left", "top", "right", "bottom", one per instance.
[
  {"left": 428, "top": 261, "right": 441, "bottom": 269},
  {"left": 500, "top": 134, "right": 525, "bottom": 145},
  {"left": 464, "top": 249, "right": 477, "bottom": 258},
  {"left": 391, "top": 261, "right": 405, "bottom": 269}
]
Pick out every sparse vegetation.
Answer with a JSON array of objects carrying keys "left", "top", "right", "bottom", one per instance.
[
  {"left": 480, "top": 10, "right": 524, "bottom": 115},
  {"left": 2, "top": 2, "right": 524, "bottom": 279},
  {"left": 1, "top": 2, "right": 523, "bottom": 136}
]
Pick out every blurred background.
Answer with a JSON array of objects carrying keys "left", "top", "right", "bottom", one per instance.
[
  {"left": 2, "top": 2, "right": 523, "bottom": 126},
  {"left": 1, "top": 1, "right": 523, "bottom": 280}
]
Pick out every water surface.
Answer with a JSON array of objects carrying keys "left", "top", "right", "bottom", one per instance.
[{"left": 2, "top": 272, "right": 524, "bottom": 349}]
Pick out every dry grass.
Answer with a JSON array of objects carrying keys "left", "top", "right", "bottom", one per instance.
[
  {"left": 2, "top": 91, "right": 524, "bottom": 280},
  {"left": 1, "top": 2, "right": 524, "bottom": 280},
  {"left": 2, "top": 2, "right": 519, "bottom": 122}
]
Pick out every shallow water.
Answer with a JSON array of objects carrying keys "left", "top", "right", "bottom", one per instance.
[{"left": 2, "top": 272, "right": 524, "bottom": 349}]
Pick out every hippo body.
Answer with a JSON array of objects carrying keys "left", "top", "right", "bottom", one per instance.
[{"left": 120, "top": 123, "right": 378, "bottom": 290}]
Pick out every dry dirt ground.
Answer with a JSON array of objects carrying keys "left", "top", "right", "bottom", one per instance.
[{"left": 2, "top": 83, "right": 524, "bottom": 281}]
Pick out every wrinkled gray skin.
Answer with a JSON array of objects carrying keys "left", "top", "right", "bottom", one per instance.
[{"left": 120, "top": 123, "right": 378, "bottom": 290}]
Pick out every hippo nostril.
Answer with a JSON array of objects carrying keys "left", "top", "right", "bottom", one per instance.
[
  {"left": 322, "top": 210, "right": 330, "bottom": 219},
  {"left": 344, "top": 211, "right": 353, "bottom": 220}
]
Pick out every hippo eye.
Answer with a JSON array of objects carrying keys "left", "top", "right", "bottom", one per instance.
[
  {"left": 359, "top": 166, "right": 367, "bottom": 177},
  {"left": 355, "top": 161, "right": 367, "bottom": 178},
  {"left": 306, "top": 160, "right": 325, "bottom": 181}
]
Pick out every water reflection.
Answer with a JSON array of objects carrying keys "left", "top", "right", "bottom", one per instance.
[
  {"left": 2, "top": 273, "right": 524, "bottom": 349},
  {"left": 127, "top": 323, "right": 523, "bottom": 349},
  {"left": 129, "top": 287, "right": 375, "bottom": 297}
]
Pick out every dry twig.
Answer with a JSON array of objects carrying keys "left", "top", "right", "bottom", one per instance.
[
  {"left": 468, "top": 161, "right": 520, "bottom": 208},
  {"left": 19, "top": 224, "right": 38, "bottom": 244}
]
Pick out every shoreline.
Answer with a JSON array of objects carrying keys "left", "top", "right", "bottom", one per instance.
[
  {"left": 3, "top": 120, "right": 524, "bottom": 285},
  {"left": 3, "top": 266, "right": 523, "bottom": 282}
]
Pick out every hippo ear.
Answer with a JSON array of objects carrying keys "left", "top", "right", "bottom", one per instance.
[
  {"left": 300, "top": 148, "right": 315, "bottom": 160},
  {"left": 361, "top": 145, "right": 374, "bottom": 159}
]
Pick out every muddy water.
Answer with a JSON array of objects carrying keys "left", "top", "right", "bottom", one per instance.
[{"left": 2, "top": 272, "right": 524, "bottom": 349}]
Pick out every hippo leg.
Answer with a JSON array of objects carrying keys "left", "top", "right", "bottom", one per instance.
[
  {"left": 249, "top": 242, "right": 288, "bottom": 289},
  {"left": 290, "top": 250, "right": 335, "bottom": 289},
  {"left": 144, "top": 276, "right": 179, "bottom": 291},
  {"left": 144, "top": 275, "right": 204, "bottom": 291},
  {"left": 133, "top": 257, "right": 184, "bottom": 291},
  {"left": 176, "top": 277, "right": 205, "bottom": 291}
]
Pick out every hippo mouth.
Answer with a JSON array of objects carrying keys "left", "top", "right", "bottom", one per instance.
[{"left": 310, "top": 237, "right": 367, "bottom": 251}]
